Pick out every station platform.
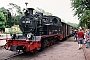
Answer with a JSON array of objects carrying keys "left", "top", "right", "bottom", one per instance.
[
  {"left": 83, "top": 44, "right": 90, "bottom": 60},
  {"left": 0, "top": 34, "right": 10, "bottom": 47},
  {"left": 0, "top": 40, "right": 6, "bottom": 46}
]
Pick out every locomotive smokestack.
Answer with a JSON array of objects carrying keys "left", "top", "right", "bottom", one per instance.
[
  {"left": 27, "top": 8, "right": 34, "bottom": 15},
  {"left": 25, "top": 2, "right": 28, "bottom": 9}
]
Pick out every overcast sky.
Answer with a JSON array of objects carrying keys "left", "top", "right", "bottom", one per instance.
[{"left": 0, "top": 0, "right": 79, "bottom": 24}]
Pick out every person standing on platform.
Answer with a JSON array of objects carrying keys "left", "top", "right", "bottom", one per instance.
[
  {"left": 73, "top": 29, "right": 78, "bottom": 42},
  {"left": 85, "top": 29, "right": 90, "bottom": 48},
  {"left": 77, "top": 28, "right": 84, "bottom": 50}
]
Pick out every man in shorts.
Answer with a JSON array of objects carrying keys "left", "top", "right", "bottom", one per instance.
[{"left": 77, "top": 28, "right": 84, "bottom": 50}]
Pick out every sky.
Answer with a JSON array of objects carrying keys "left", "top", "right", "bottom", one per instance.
[{"left": 0, "top": 0, "right": 79, "bottom": 24}]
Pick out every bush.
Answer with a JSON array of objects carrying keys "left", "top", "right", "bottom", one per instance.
[{"left": 4, "top": 28, "right": 22, "bottom": 34}]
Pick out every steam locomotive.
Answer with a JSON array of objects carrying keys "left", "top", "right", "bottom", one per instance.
[{"left": 4, "top": 7, "right": 74, "bottom": 53}]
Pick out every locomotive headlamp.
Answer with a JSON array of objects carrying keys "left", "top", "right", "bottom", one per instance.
[
  {"left": 10, "top": 33, "right": 16, "bottom": 39},
  {"left": 27, "top": 33, "right": 33, "bottom": 38}
]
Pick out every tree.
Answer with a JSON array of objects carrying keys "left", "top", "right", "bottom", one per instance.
[
  {"left": 0, "top": 9, "right": 6, "bottom": 31},
  {"left": 71, "top": 0, "right": 90, "bottom": 18},
  {"left": 8, "top": 3, "right": 23, "bottom": 25},
  {"left": 80, "top": 10, "right": 90, "bottom": 28},
  {"left": 71, "top": 0, "right": 90, "bottom": 28},
  {"left": 8, "top": 3, "right": 22, "bottom": 15},
  {"left": 0, "top": 7, "right": 12, "bottom": 28}
]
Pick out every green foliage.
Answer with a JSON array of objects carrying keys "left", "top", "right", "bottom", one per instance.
[
  {"left": 0, "top": 7, "right": 7, "bottom": 15},
  {"left": 71, "top": 0, "right": 90, "bottom": 18},
  {"left": 71, "top": 0, "right": 90, "bottom": 28},
  {"left": 0, "top": 9, "right": 6, "bottom": 28},
  {"left": 0, "top": 7, "right": 12, "bottom": 28},
  {"left": 81, "top": 10, "right": 90, "bottom": 21},
  {"left": 7, "top": 3, "right": 23, "bottom": 26},
  {"left": 0, "top": 3, "right": 23, "bottom": 28},
  {"left": 80, "top": 10, "right": 90, "bottom": 28},
  {"left": 15, "top": 15, "right": 24, "bottom": 25},
  {"left": 6, "top": 17, "right": 14, "bottom": 28}
]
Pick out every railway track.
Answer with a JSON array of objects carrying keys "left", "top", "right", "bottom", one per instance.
[{"left": 1, "top": 52, "right": 24, "bottom": 60}]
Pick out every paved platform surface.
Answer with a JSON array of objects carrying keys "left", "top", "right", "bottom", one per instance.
[
  {"left": 0, "top": 34, "right": 10, "bottom": 46},
  {"left": 0, "top": 40, "right": 6, "bottom": 46},
  {"left": 83, "top": 44, "right": 90, "bottom": 60}
]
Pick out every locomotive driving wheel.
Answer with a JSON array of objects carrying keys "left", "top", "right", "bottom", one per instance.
[
  {"left": 38, "top": 39, "right": 48, "bottom": 52},
  {"left": 43, "top": 39, "right": 48, "bottom": 49}
]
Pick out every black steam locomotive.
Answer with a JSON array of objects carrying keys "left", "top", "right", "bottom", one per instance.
[{"left": 5, "top": 7, "right": 74, "bottom": 53}]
